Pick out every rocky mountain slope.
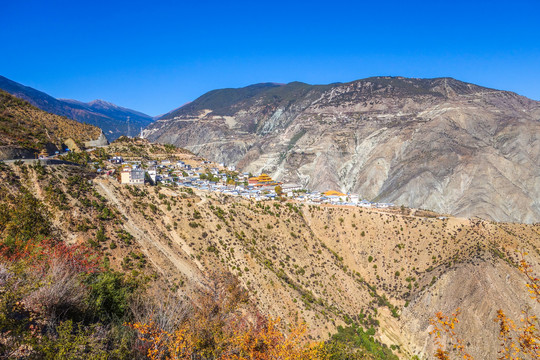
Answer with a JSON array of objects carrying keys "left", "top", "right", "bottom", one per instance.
[
  {"left": 3, "top": 157, "right": 537, "bottom": 359},
  {"left": 0, "top": 75, "right": 153, "bottom": 140},
  {"left": 0, "top": 90, "right": 102, "bottom": 159},
  {"left": 145, "top": 77, "right": 540, "bottom": 223}
]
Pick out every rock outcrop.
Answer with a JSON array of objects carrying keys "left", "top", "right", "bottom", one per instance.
[{"left": 84, "top": 131, "right": 109, "bottom": 148}]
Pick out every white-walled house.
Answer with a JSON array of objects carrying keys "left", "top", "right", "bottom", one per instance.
[{"left": 120, "top": 167, "right": 145, "bottom": 185}]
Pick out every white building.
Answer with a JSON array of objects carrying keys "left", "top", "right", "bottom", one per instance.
[
  {"left": 147, "top": 168, "right": 157, "bottom": 184},
  {"left": 120, "top": 168, "right": 145, "bottom": 185},
  {"left": 282, "top": 183, "right": 303, "bottom": 192}
]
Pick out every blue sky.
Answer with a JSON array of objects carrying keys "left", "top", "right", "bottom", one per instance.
[{"left": 1, "top": 0, "right": 539, "bottom": 116}]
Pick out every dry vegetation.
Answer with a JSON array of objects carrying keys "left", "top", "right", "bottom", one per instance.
[{"left": 91, "top": 175, "right": 539, "bottom": 358}]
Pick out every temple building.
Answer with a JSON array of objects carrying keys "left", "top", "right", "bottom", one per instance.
[{"left": 248, "top": 173, "right": 282, "bottom": 187}]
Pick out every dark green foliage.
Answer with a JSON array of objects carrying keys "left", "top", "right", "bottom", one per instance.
[
  {"left": 126, "top": 185, "right": 147, "bottom": 197},
  {"left": 116, "top": 229, "right": 134, "bottom": 245},
  {"left": 179, "top": 187, "right": 194, "bottom": 195},
  {"left": 96, "top": 226, "right": 107, "bottom": 242},
  {"left": 163, "top": 143, "right": 177, "bottom": 152},
  {"left": 0, "top": 190, "right": 51, "bottom": 243},
  {"left": 98, "top": 206, "right": 115, "bottom": 220},
  {"left": 60, "top": 150, "right": 91, "bottom": 165},
  {"left": 85, "top": 271, "right": 138, "bottom": 321},
  {"left": 66, "top": 174, "right": 93, "bottom": 197},
  {"left": 199, "top": 172, "right": 220, "bottom": 182},
  {"left": 324, "top": 324, "right": 398, "bottom": 360}
]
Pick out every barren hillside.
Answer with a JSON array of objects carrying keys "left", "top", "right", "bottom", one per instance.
[{"left": 87, "top": 178, "right": 540, "bottom": 359}]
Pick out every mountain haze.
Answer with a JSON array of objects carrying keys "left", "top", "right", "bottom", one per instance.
[
  {"left": 0, "top": 75, "right": 153, "bottom": 140},
  {"left": 145, "top": 77, "right": 540, "bottom": 223}
]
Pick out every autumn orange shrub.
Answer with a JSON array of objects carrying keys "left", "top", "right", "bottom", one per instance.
[
  {"left": 130, "top": 317, "right": 324, "bottom": 360},
  {"left": 429, "top": 309, "right": 472, "bottom": 360},
  {"left": 225, "top": 318, "right": 324, "bottom": 360},
  {"left": 129, "top": 273, "right": 325, "bottom": 359},
  {"left": 494, "top": 253, "right": 539, "bottom": 360}
]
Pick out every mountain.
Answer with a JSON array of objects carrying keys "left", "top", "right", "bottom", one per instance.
[
  {"left": 0, "top": 75, "right": 153, "bottom": 140},
  {"left": 0, "top": 90, "right": 103, "bottom": 159},
  {"left": 145, "top": 77, "right": 540, "bottom": 223}
]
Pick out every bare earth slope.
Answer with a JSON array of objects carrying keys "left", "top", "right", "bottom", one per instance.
[
  {"left": 89, "top": 183, "right": 540, "bottom": 359},
  {"left": 145, "top": 77, "right": 540, "bottom": 223}
]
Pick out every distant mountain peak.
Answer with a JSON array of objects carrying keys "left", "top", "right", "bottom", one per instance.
[{"left": 88, "top": 99, "right": 118, "bottom": 108}]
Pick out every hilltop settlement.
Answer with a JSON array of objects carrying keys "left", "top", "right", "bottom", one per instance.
[{"left": 100, "top": 144, "right": 394, "bottom": 209}]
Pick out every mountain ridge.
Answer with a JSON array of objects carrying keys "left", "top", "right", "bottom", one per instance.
[{"left": 157, "top": 77, "right": 500, "bottom": 121}]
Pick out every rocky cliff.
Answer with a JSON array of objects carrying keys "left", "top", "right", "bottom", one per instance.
[{"left": 145, "top": 77, "right": 540, "bottom": 223}]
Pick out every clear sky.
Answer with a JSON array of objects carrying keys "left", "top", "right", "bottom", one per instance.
[{"left": 1, "top": 0, "right": 539, "bottom": 116}]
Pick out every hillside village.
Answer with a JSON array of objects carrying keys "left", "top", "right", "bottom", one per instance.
[
  {"left": 102, "top": 154, "right": 395, "bottom": 208},
  {"left": 2, "top": 2, "right": 540, "bottom": 357}
]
